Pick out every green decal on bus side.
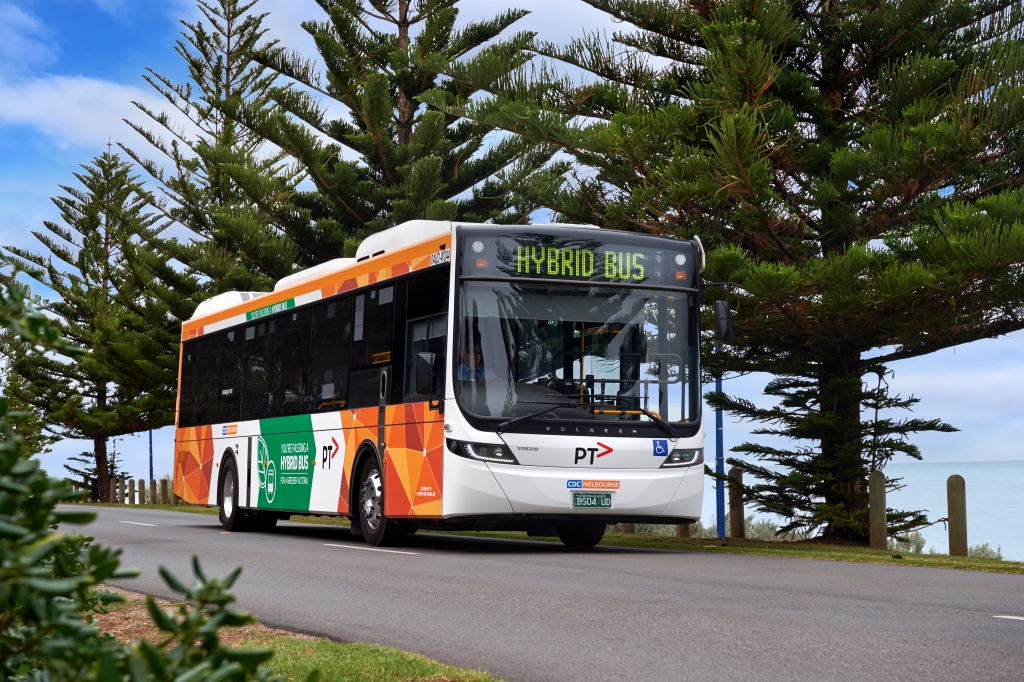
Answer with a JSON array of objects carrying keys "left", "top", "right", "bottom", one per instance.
[
  {"left": 246, "top": 298, "right": 294, "bottom": 321},
  {"left": 256, "top": 414, "right": 315, "bottom": 510}
]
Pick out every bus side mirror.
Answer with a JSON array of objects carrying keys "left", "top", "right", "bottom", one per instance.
[
  {"left": 715, "top": 300, "right": 733, "bottom": 342},
  {"left": 416, "top": 352, "right": 437, "bottom": 395}
]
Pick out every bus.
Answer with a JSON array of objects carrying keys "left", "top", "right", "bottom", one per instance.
[{"left": 173, "top": 220, "right": 707, "bottom": 547}]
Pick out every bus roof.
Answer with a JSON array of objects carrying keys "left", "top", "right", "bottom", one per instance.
[{"left": 181, "top": 220, "right": 600, "bottom": 341}]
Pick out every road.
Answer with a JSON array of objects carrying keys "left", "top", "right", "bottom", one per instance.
[{"left": 82, "top": 506, "right": 1024, "bottom": 681}]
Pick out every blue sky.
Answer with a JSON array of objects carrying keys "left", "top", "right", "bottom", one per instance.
[{"left": 2, "top": 0, "right": 1022, "bottom": 482}]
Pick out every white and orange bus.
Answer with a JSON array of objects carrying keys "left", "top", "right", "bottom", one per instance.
[{"left": 173, "top": 220, "right": 706, "bottom": 546}]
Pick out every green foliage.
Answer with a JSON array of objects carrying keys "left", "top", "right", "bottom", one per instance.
[
  {"left": 225, "top": 0, "right": 564, "bottom": 255},
  {"left": 968, "top": 542, "right": 1003, "bottom": 560},
  {"left": 423, "top": 0, "right": 1024, "bottom": 541},
  {"left": 889, "top": 531, "right": 927, "bottom": 554},
  {"left": 63, "top": 449, "right": 123, "bottom": 502},
  {"left": 123, "top": 0, "right": 297, "bottom": 296},
  {"left": 0, "top": 264, "right": 306, "bottom": 681},
  {"left": 4, "top": 154, "right": 177, "bottom": 501}
]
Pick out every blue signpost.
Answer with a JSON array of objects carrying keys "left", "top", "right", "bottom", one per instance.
[
  {"left": 148, "top": 429, "right": 153, "bottom": 481},
  {"left": 715, "top": 371, "right": 725, "bottom": 538}
]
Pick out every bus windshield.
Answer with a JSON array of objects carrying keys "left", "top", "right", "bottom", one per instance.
[{"left": 455, "top": 280, "right": 700, "bottom": 425}]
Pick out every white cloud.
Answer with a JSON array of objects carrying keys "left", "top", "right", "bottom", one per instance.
[
  {"left": 0, "top": 74, "right": 162, "bottom": 149},
  {"left": 0, "top": 2, "right": 57, "bottom": 72}
]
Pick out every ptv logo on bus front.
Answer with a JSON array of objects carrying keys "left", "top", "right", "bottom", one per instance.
[{"left": 574, "top": 442, "right": 613, "bottom": 465}]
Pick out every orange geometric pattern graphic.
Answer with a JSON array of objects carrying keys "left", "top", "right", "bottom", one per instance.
[
  {"left": 174, "top": 425, "right": 214, "bottom": 505},
  {"left": 337, "top": 408, "right": 379, "bottom": 514},
  {"left": 383, "top": 403, "right": 445, "bottom": 518}
]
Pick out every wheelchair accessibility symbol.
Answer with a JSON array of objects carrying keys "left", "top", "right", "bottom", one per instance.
[{"left": 653, "top": 439, "right": 669, "bottom": 456}]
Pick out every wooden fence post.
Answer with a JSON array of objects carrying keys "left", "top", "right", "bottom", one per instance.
[
  {"left": 621, "top": 523, "right": 636, "bottom": 534},
  {"left": 149, "top": 479, "right": 157, "bottom": 507},
  {"left": 869, "top": 470, "right": 887, "bottom": 550},
  {"left": 675, "top": 523, "right": 692, "bottom": 538},
  {"left": 948, "top": 474, "right": 968, "bottom": 557},
  {"left": 159, "top": 479, "right": 169, "bottom": 505},
  {"left": 127, "top": 479, "right": 135, "bottom": 505},
  {"left": 728, "top": 467, "right": 745, "bottom": 539},
  {"left": 118, "top": 478, "right": 126, "bottom": 505}
]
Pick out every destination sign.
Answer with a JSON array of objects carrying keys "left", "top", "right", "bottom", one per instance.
[{"left": 459, "top": 231, "right": 695, "bottom": 287}]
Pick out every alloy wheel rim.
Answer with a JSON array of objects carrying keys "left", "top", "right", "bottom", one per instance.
[
  {"left": 360, "top": 468, "right": 383, "bottom": 531},
  {"left": 223, "top": 470, "right": 234, "bottom": 519}
]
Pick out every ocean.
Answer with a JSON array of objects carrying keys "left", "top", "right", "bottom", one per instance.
[{"left": 700, "top": 460, "right": 1024, "bottom": 561}]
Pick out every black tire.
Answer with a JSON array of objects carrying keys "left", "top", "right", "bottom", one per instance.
[
  {"left": 556, "top": 521, "right": 607, "bottom": 548},
  {"left": 219, "top": 458, "right": 277, "bottom": 532},
  {"left": 356, "top": 456, "right": 403, "bottom": 547},
  {"left": 218, "top": 458, "right": 247, "bottom": 531}
]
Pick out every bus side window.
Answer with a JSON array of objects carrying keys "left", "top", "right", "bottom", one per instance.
[
  {"left": 348, "top": 285, "right": 396, "bottom": 409},
  {"left": 193, "top": 333, "right": 220, "bottom": 427},
  {"left": 241, "top": 320, "right": 275, "bottom": 421},
  {"left": 217, "top": 328, "right": 243, "bottom": 424},
  {"left": 179, "top": 339, "right": 199, "bottom": 428},
  {"left": 405, "top": 313, "right": 447, "bottom": 399},
  {"left": 272, "top": 307, "right": 312, "bottom": 417},
  {"left": 404, "top": 265, "right": 449, "bottom": 400},
  {"left": 309, "top": 297, "right": 352, "bottom": 413}
]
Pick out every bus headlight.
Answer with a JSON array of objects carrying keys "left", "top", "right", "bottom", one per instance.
[
  {"left": 446, "top": 439, "right": 519, "bottom": 465},
  {"left": 660, "top": 448, "right": 703, "bottom": 468}
]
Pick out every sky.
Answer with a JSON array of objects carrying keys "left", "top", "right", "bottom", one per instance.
[{"left": 2, "top": 0, "right": 1022, "bottom": 483}]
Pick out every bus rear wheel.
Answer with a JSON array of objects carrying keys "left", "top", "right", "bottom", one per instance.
[
  {"left": 219, "top": 459, "right": 277, "bottom": 532},
  {"left": 357, "top": 457, "right": 403, "bottom": 547},
  {"left": 556, "top": 521, "right": 607, "bottom": 548}
]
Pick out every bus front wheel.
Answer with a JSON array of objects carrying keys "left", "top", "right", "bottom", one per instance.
[
  {"left": 556, "top": 521, "right": 607, "bottom": 548},
  {"left": 356, "top": 457, "right": 403, "bottom": 547}
]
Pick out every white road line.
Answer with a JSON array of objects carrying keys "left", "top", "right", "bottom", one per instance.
[
  {"left": 323, "top": 543, "right": 418, "bottom": 555},
  {"left": 119, "top": 521, "right": 157, "bottom": 527},
  {"left": 993, "top": 615, "right": 1024, "bottom": 621}
]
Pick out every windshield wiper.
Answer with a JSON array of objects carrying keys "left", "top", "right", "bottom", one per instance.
[
  {"left": 635, "top": 406, "right": 677, "bottom": 438},
  {"left": 497, "top": 399, "right": 579, "bottom": 432}
]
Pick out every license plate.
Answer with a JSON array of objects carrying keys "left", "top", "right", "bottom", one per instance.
[{"left": 572, "top": 492, "right": 612, "bottom": 509}]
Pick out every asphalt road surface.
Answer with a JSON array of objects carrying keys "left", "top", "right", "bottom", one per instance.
[{"left": 81, "top": 506, "right": 1024, "bottom": 681}]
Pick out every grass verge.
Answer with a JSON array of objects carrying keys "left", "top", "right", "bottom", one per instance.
[
  {"left": 95, "top": 586, "right": 499, "bottom": 682},
  {"left": 85, "top": 504, "right": 1023, "bottom": 574}
]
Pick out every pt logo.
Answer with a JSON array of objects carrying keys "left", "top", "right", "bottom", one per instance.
[
  {"left": 321, "top": 437, "right": 340, "bottom": 468},
  {"left": 574, "top": 442, "right": 613, "bottom": 465},
  {"left": 256, "top": 437, "right": 276, "bottom": 503}
]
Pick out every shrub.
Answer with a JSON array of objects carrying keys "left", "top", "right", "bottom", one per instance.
[
  {"left": 968, "top": 543, "right": 1003, "bottom": 560},
  {"left": 888, "top": 531, "right": 927, "bottom": 554},
  {"left": 0, "top": 261, "right": 307, "bottom": 681}
]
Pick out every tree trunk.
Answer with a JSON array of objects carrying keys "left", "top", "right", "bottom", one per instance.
[
  {"left": 818, "top": 353, "right": 868, "bottom": 543},
  {"left": 94, "top": 436, "right": 110, "bottom": 503},
  {"left": 395, "top": 0, "right": 414, "bottom": 146}
]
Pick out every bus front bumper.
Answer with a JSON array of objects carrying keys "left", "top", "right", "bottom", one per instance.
[{"left": 441, "top": 451, "right": 703, "bottom": 520}]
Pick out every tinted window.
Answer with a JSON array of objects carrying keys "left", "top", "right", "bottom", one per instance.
[
  {"left": 406, "top": 313, "right": 447, "bottom": 399},
  {"left": 408, "top": 265, "right": 449, "bottom": 318},
  {"left": 309, "top": 297, "right": 352, "bottom": 413},
  {"left": 218, "top": 329, "right": 243, "bottom": 423},
  {"left": 179, "top": 340, "right": 199, "bottom": 427},
  {"left": 273, "top": 307, "right": 312, "bottom": 416},
  {"left": 241, "top": 320, "right": 275, "bottom": 421},
  {"left": 389, "top": 280, "right": 408, "bottom": 404},
  {"left": 349, "top": 285, "right": 395, "bottom": 409},
  {"left": 193, "top": 334, "right": 220, "bottom": 426}
]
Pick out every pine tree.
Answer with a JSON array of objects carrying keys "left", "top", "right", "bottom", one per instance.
[
  {"left": 423, "top": 0, "right": 1024, "bottom": 540},
  {"left": 224, "top": 0, "right": 563, "bottom": 255},
  {"left": 122, "top": 0, "right": 297, "bottom": 296},
  {"left": 0, "top": 265, "right": 57, "bottom": 461},
  {"left": 4, "top": 153, "right": 175, "bottom": 501}
]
